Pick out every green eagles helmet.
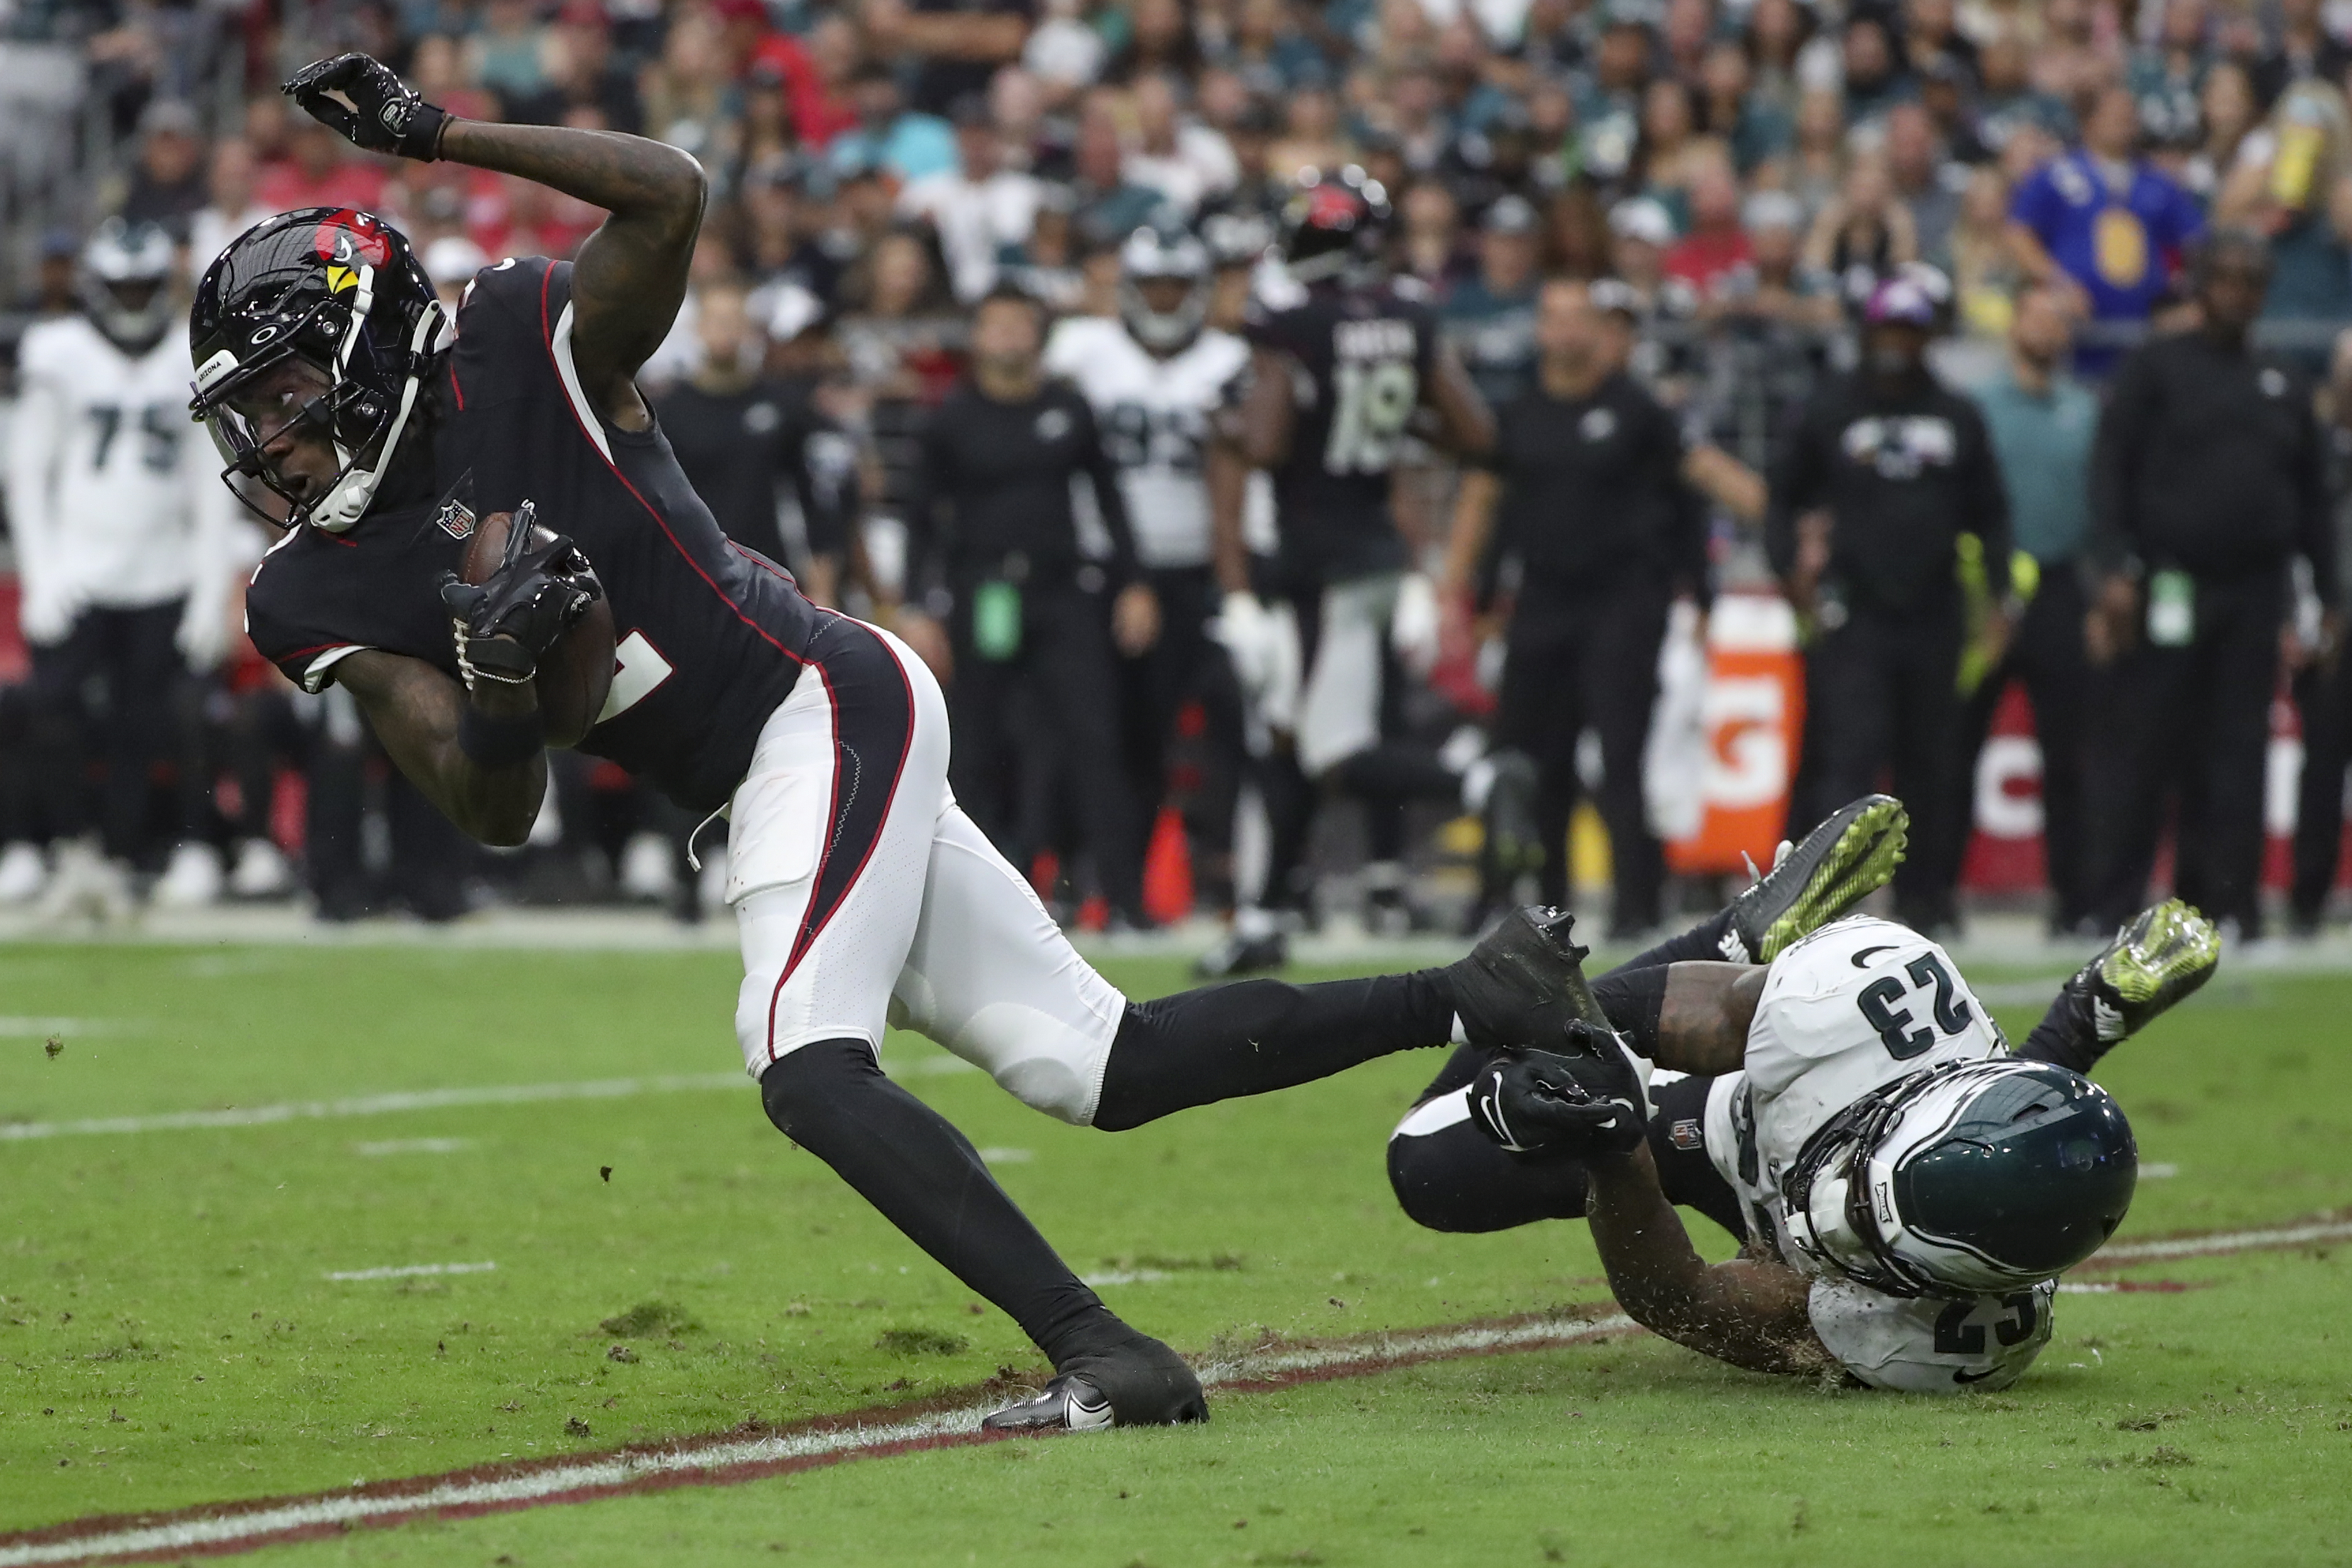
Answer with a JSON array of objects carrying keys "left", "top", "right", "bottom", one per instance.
[{"left": 1781, "top": 1058, "right": 2138, "bottom": 1296}]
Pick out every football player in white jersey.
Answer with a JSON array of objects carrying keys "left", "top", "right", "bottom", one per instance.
[
  {"left": 1394, "top": 795, "right": 2222, "bottom": 1392},
  {"left": 4, "top": 220, "right": 248, "bottom": 916},
  {"left": 1043, "top": 223, "right": 1251, "bottom": 910}
]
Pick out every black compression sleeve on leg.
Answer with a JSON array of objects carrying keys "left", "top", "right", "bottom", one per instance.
[
  {"left": 760, "top": 1040, "right": 1130, "bottom": 1365},
  {"left": 1591, "top": 963, "right": 1670, "bottom": 1056},
  {"left": 1092, "top": 970, "right": 1455, "bottom": 1132},
  {"left": 1610, "top": 907, "right": 1738, "bottom": 972},
  {"left": 2015, "top": 987, "right": 2104, "bottom": 1073}
]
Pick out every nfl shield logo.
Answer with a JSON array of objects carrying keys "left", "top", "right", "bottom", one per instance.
[{"left": 435, "top": 498, "right": 476, "bottom": 540}]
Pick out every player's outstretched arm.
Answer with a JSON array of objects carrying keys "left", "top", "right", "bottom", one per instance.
[
  {"left": 1584, "top": 1144, "right": 1837, "bottom": 1378},
  {"left": 282, "top": 54, "right": 705, "bottom": 430},
  {"left": 335, "top": 651, "right": 547, "bottom": 847}
]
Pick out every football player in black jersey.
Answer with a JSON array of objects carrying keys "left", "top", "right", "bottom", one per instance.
[
  {"left": 184, "top": 52, "right": 1616, "bottom": 1435},
  {"left": 1204, "top": 167, "right": 1505, "bottom": 976}
]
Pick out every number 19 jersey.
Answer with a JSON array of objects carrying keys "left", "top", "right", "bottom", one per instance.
[
  {"left": 1701, "top": 915, "right": 2056, "bottom": 1392},
  {"left": 1243, "top": 280, "right": 1438, "bottom": 588}
]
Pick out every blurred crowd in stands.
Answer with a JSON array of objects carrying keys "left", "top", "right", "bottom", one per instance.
[{"left": 5, "top": 0, "right": 2352, "bottom": 948}]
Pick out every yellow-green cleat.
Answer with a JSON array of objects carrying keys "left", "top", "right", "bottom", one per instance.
[
  {"left": 1721, "top": 794, "right": 1910, "bottom": 964},
  {"left": 2075, "top": 898, "right": 2223, "bottom": 1044}
]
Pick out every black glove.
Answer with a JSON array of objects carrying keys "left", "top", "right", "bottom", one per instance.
[
  {"left": 1468, "top": 1020, "right": 1649, "bottom": 1159},
  {"left": 284, "top": 53, "right": 449, "bottom": 161},
  {"left": 438, "top": 505, "right": 602, "bottom": 689}
]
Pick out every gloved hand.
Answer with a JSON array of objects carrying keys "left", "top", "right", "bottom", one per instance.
[
  {"left": 1468, "top": 1020, "right": 1652, "bottom": 1159},
  {"left": 438, "top": 506, "right": 603, "bottom": 690},
  {"left": 176, "top": 588, "right": 233, "bottom": 672},
  {"left": 1390, "top": 571, "right": 1441, "bottom": 678},
  {"left": 17, "top": 581, "right": 78, "bottom": 648},
  {"left": 283, "top": 53, "right": 450, "bottom": 161}
]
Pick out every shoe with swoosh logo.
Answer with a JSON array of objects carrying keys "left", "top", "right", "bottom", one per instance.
[{"left": 1721, "top": 794, "right": 1908, "bottom": 964}]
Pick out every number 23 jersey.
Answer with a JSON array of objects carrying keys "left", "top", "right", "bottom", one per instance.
[
  {"left": 1700, "top": 915, "right": 2058, "bottom": 1391},
  {"left": 1243, "top": 281, "right": 1437, "bottom": 587}
]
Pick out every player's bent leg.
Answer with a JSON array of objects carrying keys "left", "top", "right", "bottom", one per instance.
[
  {"left": 890, "top": 802, "right": 1131, "bottom": 1124},
  {"left": 1093, "top": 968, "right": 1455, "bottom": 1131},
  {"left": 730, "top": 620, "right": 947, "bottom": 1071}
]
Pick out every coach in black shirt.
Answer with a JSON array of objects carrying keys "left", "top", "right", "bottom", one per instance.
[
  {"left": 1443, "top": 278, "right": 1709, "bottom": 934},
  {"left": 655, "top": 281, "right": 860, "bottom": 607},
  {"left": 907, "top": 284, "right": 1161, "bottom": 926},
  {"left": 2087, "top": 230, "right": 2337, "bottom": 936},
  {"left": 1769, "top": 272, "right": 2011, "bottom": 933}
]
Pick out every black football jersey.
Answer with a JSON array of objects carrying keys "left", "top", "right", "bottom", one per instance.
[
  {"left": 243, "top": 257, "right": 827, "bottom": 813},
  {"left": 1244, "top": 280, "right": 1439, "bottom": 587}
]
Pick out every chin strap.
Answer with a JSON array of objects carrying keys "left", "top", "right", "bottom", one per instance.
[{"left": 310, "top": 277, "right": 444, "bottom": 534}]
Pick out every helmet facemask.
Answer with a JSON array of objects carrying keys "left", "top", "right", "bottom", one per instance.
[
  {"left": 80, "top": 218, "right": 178, "bottom": 353},
  {"left": 1118, "top": 225, "right": 1210, "bottom": 353},
  {"left": 1783, "top": 1058, "right": 2138, "bottom": 1298}
]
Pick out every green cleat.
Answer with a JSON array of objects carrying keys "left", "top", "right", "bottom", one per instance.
[
  {"left": 2072, "top": 898, "right": 2223, "bottom": 1044},
  {"left": 1721, "top": 794, "right": 1909, "bottom": 964}
]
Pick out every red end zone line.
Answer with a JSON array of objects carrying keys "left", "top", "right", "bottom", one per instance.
[
  {"left": 0, "top": 1311, "right": 1642, "bottom": 1568},
  {"left": 11, "top": 1211, "right": 2346, "bottom": 1567}
]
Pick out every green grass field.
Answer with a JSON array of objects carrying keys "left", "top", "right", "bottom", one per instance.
[{"left": 3, "top": 943, "right": 2350, "bottom": 1566}]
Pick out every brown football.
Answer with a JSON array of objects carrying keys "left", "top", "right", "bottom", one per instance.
[{"left": 460, "top": 509, "right": 616, "bottom": 749}]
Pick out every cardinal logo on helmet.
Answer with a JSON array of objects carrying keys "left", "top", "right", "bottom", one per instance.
[{"left": 313, "top": 210, "right": 392, "bottom": 269}]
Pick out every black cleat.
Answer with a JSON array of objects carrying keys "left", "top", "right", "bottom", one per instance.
[
  {"left": 1443, "top": 905, "right": 1608, "bottom": 1052},
  {"left": 982, "top": 1333, "right": 1207, "bottom": 1432},
  {"left": 1721, "top": 794, "right": 1908, "bottom": 965},
  {"left": 1194, "top": 927, "right": 1288, "bottom": 980},
  {"left": 2068, "top": 898, "right": 2222, "bottom": 1045}
]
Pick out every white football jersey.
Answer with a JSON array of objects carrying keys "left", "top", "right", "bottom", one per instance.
[
  {"left": 1701, "top": 915, "right": 2056, "bottom": 1392},
  {"left": 1043, "top": 316, "right": 1249, "bottom": 570},
  {"left": 7, "top": 313, "right": 221, "bottom": 613}
]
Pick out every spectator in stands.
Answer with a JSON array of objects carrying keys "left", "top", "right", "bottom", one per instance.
[
  {"left": 114, "top": 98, "right": 207, "bottom": 237},
  {"left": 866, "top": 0, "right": 1037, "bottom": 118},
  {"left": 187, "top": 138, "right": 270, "bottom": 276},
  {"left": 1665, "top": 161, "right": 1753, "bottom": 299},
  {"left": 1804, "top": 153, "right": 1919, "bottom": 313},
  {"left": 1952, "top": 283, "right": 2102, "bottom": 936},
  {"left": 899, "top": 93, "right": 1043, "bottom": 304},
  {"left": 2088, "top": 230, "right": 2333, "bottom": 938},
  {"left": 2253, "top": 0, "right": 2351, "bottom": 113},
  {"left": 2216, "top": 81, "right": 2352, "bottom": 367},
  {"left": 2008, "top": 83, "right": 2204, "bottom": 373},
  {"left": 1444, "top": 193, "right": 1543, "bottom": 409},
  {"left": 256, "top": 116, "right": 389, "bottom": 213},
  {"left": 1887, "top": 102, "right": 1963, "bottom": 267}
]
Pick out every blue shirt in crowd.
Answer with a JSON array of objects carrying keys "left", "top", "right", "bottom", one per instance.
[
  {"left": 1974, "top": 363, "right": 2099, "bottom": 565},
  {"left": 2010, "top": 152, "right": 2203, "bottom": 369}
]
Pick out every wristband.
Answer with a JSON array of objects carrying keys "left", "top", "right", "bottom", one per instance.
[{"left": 457, "top": 702, "right": 546, "bottom": 769}]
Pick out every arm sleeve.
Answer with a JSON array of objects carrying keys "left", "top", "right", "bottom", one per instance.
[
  {"left": 1073, "top": 394, "right": 1141, "bottom": 585},
  {"left": 1959, "top": 406, "right": 2013, "bottom": 600},
  {"left": 2089, "top": 349, "right": 2154, "bottom": 575},
  {"left": 2296, "top": 387, "right": 2338, "bottom": 610},
  {"left": 1659, "top": 402, "right": 1713, "bottom": 609},
  {"left": 788, "top": 415, "right": 861, "bottom": 563},
  {"left": 3, "top": 364, "right": 61, "bottom": 606},
  {"left": 1764, "top": 399, "right": 1828, "bottom": 581},
  {"left": 904, "top": 405, "right": 951, "bottom": 609}
]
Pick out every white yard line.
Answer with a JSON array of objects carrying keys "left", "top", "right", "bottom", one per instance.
[
  {"left": 0, "top": 1313, "right": 1638, "bottom": 1568},
  {"left": 2093, "top": 1217, "right": 2352, "bottom": 1262},
  {"left": 2, "top": 1057, "right": 973, "bottom": 1144},
  {"left": 323, "top": 1261, "right": 497, "bottom": 1283},
  {"left": 0, "top": 1018, "right": 139, "bottom": 1036}
]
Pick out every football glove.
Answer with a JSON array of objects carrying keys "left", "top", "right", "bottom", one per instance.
[
  {"left": 1468, "top": 1020, "right": 1650, "bottom": 1159},
  {"left": 284, "top": 53, "right": 450, "bottom": 161},
  {"left": 438, "top": 504, "right": 603, "bottom": 690}
]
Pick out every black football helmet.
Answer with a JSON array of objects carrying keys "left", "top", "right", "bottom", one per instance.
[
  {"left": 80, "top": 217, "right": 179, "bottom": 353},
  {"left": 1781, "top": 1058, "right": 2138, "bottom": 1297},
  {"left": 1279, "top": 165, "right": 1391, "bottom": 284},
  {"left": 187, "top": 207, "right": 448, "bottom": 531}
]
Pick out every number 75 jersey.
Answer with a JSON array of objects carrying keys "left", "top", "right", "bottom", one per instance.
[
  {"left": 1700, "top": 914, "right": 2057, "bottom": 1391},
  {"left": 1242, "top": 282, "right": 1438, "bottom": 586}
]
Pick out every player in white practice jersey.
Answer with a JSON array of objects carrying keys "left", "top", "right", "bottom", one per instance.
[
  {"left": 1043, "top": 223, "right": 1251, "bottom": 907},
  {"left": 1392, "top": 796, "right": 2220, "bottom": 1391},
  {"left": 4, "top": 220, "right": 249, "bottom": 914}
]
